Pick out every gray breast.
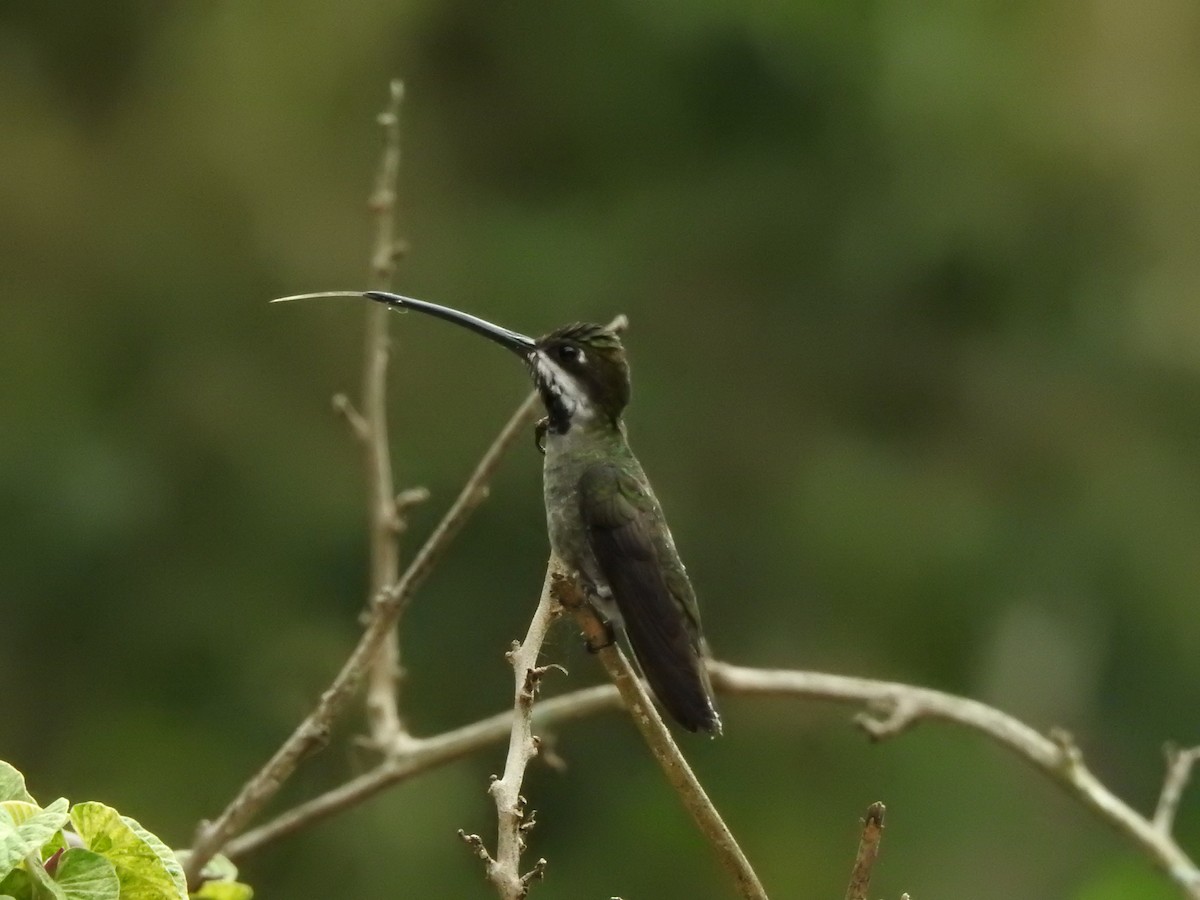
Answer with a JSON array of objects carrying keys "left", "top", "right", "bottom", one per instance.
[{"left": 542, "top": 437, "right": 608, "bottom": 598}]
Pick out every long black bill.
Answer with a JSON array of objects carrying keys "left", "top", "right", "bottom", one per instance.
[{"left": 364, "top": 291, "right": 536, "bottom": 356}]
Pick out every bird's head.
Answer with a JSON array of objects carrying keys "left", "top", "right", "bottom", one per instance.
[
  {"left": 528, "top": 322, "right": 630, "bottom": 433},
  {"left": 358, "top": 291, "right": 629, "bottom": 434}
]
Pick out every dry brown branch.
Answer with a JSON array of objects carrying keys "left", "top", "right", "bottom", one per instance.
[
  {"left": 551, "top": 573, "right": 769, "bottom": 900},
  {"left": 211, "top": 102, "right": 1198, "bottom": 894},
  {"left": 190, "top": 303, "right": 624, "bottom": 884},
  {"left": 458, "top": 565, "right": 562, "bottom": 898},
  {"left": 222, "top": 661, "right": 1200, "bottom": 899},
  {"left": 183, "top": 375, "right": 542, "bottom": 888},
  {"left": 706, "top": 663, "right": 1200, "bottom": 900},
  {"left": 360, "top": 78, "right": 411, "bottom": 748},
  {"left": 844, "top": 802, "right": 886, "bottom": 900},
  {"left": 223, "top": 684, "right": 621, "bottom": 859}
]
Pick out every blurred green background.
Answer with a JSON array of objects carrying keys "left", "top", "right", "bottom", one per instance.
[{"left": 2, "top": 2, "right": 1198, "bottom": 897}]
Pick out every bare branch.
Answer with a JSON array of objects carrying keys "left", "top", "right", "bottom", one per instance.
[
  {"left": 844, "top": 802, "right": 886, "bottom": 900},
  {"left": 472, "top": 565, "right": 562, "bottom": 898},
  {"left": 204, "top": 316, "right": 622, "bottom": 880},
  {"left": 331, "top": 393, "right": 369, "bottom": 441},
  {"left": 183, "top": 387, "right": 542, "bottom": 887},
  {"left": 223, "top": 684, "right": 621, "bottom": 859},
  {"left": 361, "top": 79, "right": 409, "bottom": 748},
  {"left": 368, "top": 80, "right": 407, "bottom": 280},
  {"left": 395, "top": 486, "right": 432, "bottom": 516},
  {"left": 551, "top": 573, "right": 769, "bottom": 900},
  {"left": 193, "top": 295, "right": 607, "bottom": 883},
  {"left": 1155, "top": 745, "right": 1200, "bottom": 834},
  {"left": 707, "top": 663, "right": 1200, "bottom": 900},
  {"left": 223, "top": 661, "right": 1200, "bottom": 899},
  {"left": 459, "top": 829, "right": 491, "bottom": 862}
]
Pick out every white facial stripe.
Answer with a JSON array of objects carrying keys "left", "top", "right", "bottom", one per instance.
[{"left": 534, "top": 352, "right": 593, "bottom": 421}]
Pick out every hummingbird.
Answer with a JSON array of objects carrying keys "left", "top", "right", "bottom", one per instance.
[{"left": 275, "top": 290, "right": 722, "bottom": 734}]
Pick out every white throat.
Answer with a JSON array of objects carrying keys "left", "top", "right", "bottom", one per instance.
[{"left": 533, "top": 351, "right": 595, "bottom": 424}]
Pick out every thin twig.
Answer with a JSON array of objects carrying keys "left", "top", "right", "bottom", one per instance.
[
  {"left": 707, "top": 663, "right": 1200, "bottom": 900},
  {"left": 211, "top": 319, "right": 624, "bottom": 877},
  {"left": 222, "top": 662, "right": 1200, "bottom": 900},
  {"left": 361, "top": 79, "right": 410, "bottom": 748},
  {"left": 332, "top": 393, "right": 369, "bottom": 440},
  {"left": 224, "top": 685, "right": 621, "bottom": 860},
  {"left": 1155, "top": 745, "right": 1200, "bottom": 834},
  {"left": 844, "top": 802, "right": 886, "bottom": 900},
  {"left": 459, "top": 565, "right": 562, "bottom": 898},
  {"left": 183, "top": 391, "right": 542, "bottom": 887},
  {"left": 551, "top": 573, "right": 769, "bottom": 900}
]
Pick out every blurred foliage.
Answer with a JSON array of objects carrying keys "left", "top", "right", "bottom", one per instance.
[{"left": 2, "top": 1, "right": 1199, "bottom": 897}]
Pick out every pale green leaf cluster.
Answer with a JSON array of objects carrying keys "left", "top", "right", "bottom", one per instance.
[{"left": 0, "top": 761, "right": 251, "bottom": 900}]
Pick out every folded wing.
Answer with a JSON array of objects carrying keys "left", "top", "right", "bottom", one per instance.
[{"left": 578, "top": 462, "right": 720, "bottom": 733}]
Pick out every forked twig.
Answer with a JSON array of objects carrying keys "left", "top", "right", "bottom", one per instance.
[
  {"left": 191, "top": 77, "right": 1199, "bottom": 896},
  {"left": 708, "top": 664, "right": 1200, "bottom": 899},
  {"left": 184, "top": 379, "right": 542, "bottom": 888},
  {"left": 195, "top": 301, "right": 624, "bottom": 882},
  {"left": 224, "top": 684, "right": 621, "bottom": 859},
  {"left": 222, "top": 663, "right": 1200, "bottom": 899}
]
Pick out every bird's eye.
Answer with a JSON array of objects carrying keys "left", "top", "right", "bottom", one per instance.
[{"left": 558, "top": 345, "right": 580, "bottom": 363}]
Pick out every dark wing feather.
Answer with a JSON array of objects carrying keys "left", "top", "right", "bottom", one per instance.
[{"left": 578, "top": 462, "right": 720, "bottom": 733}]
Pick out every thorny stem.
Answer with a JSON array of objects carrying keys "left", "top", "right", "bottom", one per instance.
[{"left": 459, "top": 565, "right": 561, "bottom": 899}]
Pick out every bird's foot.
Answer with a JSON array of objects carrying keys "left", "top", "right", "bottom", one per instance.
[{"left": 584, "top": 618, "right": 616, "bottom": 653}]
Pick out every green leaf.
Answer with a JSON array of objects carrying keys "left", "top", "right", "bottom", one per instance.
[
  {"left": 0, "top": 806, "right": 38, "bottom": 829},
  {"left": 69, "top": 803, "right": 186, "bottom": 900},
  {"left": 192, "top": 881, "right": 253, "bottom": 900},
  {"left": 21, "top": 854, "right": 66, "bottom": 900},
  {"left": 120, "top": 816, "right": 187, "bottom": 897},
  {"left": 172, "top": 853, "right": 235, "bottom": 884},
  {"left": 0, "top": 799, "right": 69, "bottom": 881},
  {"left": 53, "top": 849, "right": 119, "bottom": 900},
  {"left": 37, "top": 834, "right": 66, "bottom": 864},
  {"left": 0, "top": 865, "right": 34, "bottom": 899},
  {"left": 0, "top": 766, "right": 34, "bottom": 805},
  {"left": 174, "top": 852, "right": 253, "bottom": 900}
]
